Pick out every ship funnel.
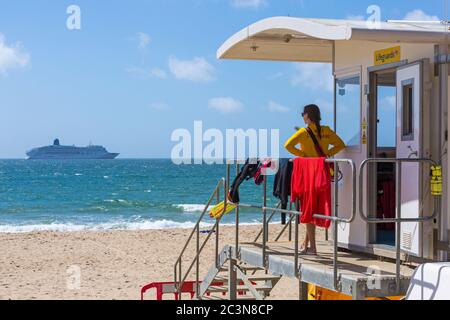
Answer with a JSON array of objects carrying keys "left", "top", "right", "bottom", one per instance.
[{"left": 53, "top": 139, "right": 60, "bottom": 146}]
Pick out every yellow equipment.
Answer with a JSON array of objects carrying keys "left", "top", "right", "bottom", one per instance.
[
  {"left": 209, "top": 201, "right": 237, "bottom": 219},
  {"left": 307, "top": 285, "right": 403, "bottom": 300},
  {"left": 431, "top": 166, "right": 443, "bottom": 196}
]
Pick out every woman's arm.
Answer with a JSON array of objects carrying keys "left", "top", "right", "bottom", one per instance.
[
  {"left": 327, "top": 130, "right": 346, "bottom": 157},
  {"left": 284, "top": 130, "right": 307, "bottom": 157}
]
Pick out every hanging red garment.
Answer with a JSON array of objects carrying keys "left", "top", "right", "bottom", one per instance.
[{"left": 291, "top": 157, "right": 332, "bottom": 229}]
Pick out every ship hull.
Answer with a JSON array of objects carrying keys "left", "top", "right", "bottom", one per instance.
[
  {"left": 26, "top": 141, "right": 119, "bottom": 160},
  {"left": 27, "top": 153, "right": 119, "bottom": 160}
]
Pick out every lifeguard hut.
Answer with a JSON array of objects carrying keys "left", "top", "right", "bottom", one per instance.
[{"left": 169, "top": 17, "right": 450, "bottom": 300}]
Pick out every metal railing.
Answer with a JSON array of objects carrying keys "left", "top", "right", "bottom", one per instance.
[
  {"left": 237, "top": 158, "right": 357, "bottom": 290},
  {"left": 173, "top": 158, "right": 357, "bottom": 300},
  {"left": 253, "top": 202, "right": 281, "bottom": 243},
  {"left": 174, "top": 176, "right": 228, "bottom": 300},
  {"left": 175, "top": 156, "right": 442, "bottom": 299},
  {"left": 359, "top": 158, "right": 441, "bottom": 294}
]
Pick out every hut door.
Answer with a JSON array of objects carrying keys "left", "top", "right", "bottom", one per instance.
[{"left": 396, "top": 61, "right": 423, "bottom": 256}]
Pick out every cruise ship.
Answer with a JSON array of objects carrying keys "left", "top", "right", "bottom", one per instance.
[{"left": 27, "top": 139, "right": 119, "bottom": 160}]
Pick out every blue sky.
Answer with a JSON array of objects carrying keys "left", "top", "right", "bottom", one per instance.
[{"left": 0, "top": 0, "right": 446, "bottom": 158}]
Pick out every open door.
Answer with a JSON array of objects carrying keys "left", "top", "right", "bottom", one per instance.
[{"left": 396, "top": 61, "right": 423, "bottom": 257}]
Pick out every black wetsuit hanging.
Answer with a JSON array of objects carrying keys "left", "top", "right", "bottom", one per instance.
[
  {"left": 228, "top": 159, "right": 260, "bottom": 203},
  {"left": 273, "top": 159, "right": 293, "bottom": 224}
]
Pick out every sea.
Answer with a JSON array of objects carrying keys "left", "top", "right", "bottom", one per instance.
[{"left": 0, "top": 159, "right": 280, "bottom": 233}]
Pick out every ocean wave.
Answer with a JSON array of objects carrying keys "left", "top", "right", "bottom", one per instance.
[
  {"left": 0, "top": 219, "right": 262, "bottom": 233},
  {"left": 175, "top": 204, "right": 213, "bottom": 213},
  {"left": 76, "top": 199, "right": 155, "bottom": 212}
]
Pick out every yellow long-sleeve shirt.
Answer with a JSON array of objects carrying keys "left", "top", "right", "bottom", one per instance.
[{"left": 284, "top": 124, "right": 346, "bottom": 158}]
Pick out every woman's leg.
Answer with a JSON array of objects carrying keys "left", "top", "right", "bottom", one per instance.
[
  {"left": 306, "top": 223, "right": 317, "bottom": 252},
  {"left": 301, "top": 226, "right": 309, "bottom": 250}
]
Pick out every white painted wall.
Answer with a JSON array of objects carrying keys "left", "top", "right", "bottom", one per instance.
[{"left": 333, "top": 40, "right": 437, "bottom": 255}]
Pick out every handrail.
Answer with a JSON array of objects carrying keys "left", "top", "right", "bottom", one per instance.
[
  {"left": 237, "top": 158, "right": 357, "bottom": 290},
  {"left": 312, "top": 159, "right": 357, "bottom": 290},
  {"left": 253, "top": 202, "right": 282, "bottom": 242},
  {"left": 313, "top": 158, "right": 357, "bottom": 224},
  {"left": 174, "top": 176, "right": 227, "bottom": 299},
  {"left": 358, "top": 157, "right": 441, "bottom": 294},
  {"left": 274, "top": 213, "right": 296, "bottom": 242},
  {"left": 174, "top": 157, "right": 441, "bottom": 300},
  {"left": 359, "top": 158, "right": 439, "bottom": 223},
  {"left": 174, "top": 178, "right": 225, "bottom": 269},
  {"left": 237, "top": 159, "right": 356, "bottom": 222}
]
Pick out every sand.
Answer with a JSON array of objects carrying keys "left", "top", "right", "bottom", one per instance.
[{"left": 0, "top": 224, "right": 324, "bottom": 300}]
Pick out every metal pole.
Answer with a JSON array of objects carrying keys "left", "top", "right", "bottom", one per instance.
[
  {"left": 228, "top": 247, "right": 237, "bottom": 300},
  {"left": 174, "top": 262, "right": 177, "bottom": 292},
  {"left": 289, "top": 202, "right": 293, "bottom": 242},
  {"left": 253, "top": 204, "right": 281, "bottom": 243},
  {"left": 333, "top": 162, "right": 339, "bottom": 290},
  {"left": 196, "top": 225, "right": 200, "bottom": 299},
  {"left": 178, "top": 260, "right": 182, "bottom": 300},
  {"left": 235, "top": 163, "right": 240, "bottom": 260},
  {"left": 216, "top": 175, "right": 221, "bottom": 268},
  {"left": 262, "top": 174, "right": 267, "bottom": 267},
  {"left": 215, "top": 216, "right": 220, "bottom": 268},
  {"left": 294, "top": 201, "right": 299, "bottom": 278},
  {"left": 265, "top": 174, "right": 269, "bottom": 243},
  {"left": 395, "top": 161, "right": 402, "bottom": 293}
]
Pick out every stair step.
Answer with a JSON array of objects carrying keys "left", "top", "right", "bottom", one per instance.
[
  {"left": 214, "top": 274, "right": 281, "bottom": 283},
  {"left": 219, "top": 265, "right": 265, "bottom": 273},
  {"left": 207, "top": 285, "right": 272, "bottom": 293}
]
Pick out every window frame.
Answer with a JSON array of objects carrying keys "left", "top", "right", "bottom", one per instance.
[
  {"left": 334, "top": 66, "right": 363, "bottom": 153},
  {"left": 400, "top": 78, "right": 415, "bottom": 141}
]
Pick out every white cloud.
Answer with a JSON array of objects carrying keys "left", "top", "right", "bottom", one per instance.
[
  {"left": 125, "top": 67, "right": 168, "bottom": 80},
  {"left": 0, "top": 34, "right": 30, "bottom": 75},
  {"left": 403, "top": 9, "right": 439, "bottom": 21},
  {"left": 169, "top": 56, "right": 215, "bottom": 82},
  {"left": 208, "top": 97, "right": 243, "bottom": 114},
  {"left": 137, "top": 32, "right": 150, "bottom": 49},
  {"left": 150, "top": 68, "right": 168, "bottom": 79},
  {"left": 292, "top": 63, "right": 333, "bottom": 92},
  {"left": 150, "top": 102, "right": 171, "bottom": 111},
  {"left": 231, "top": 0, "right": 267, "bottom": 9},
  {"left": 267, "top": 101, "right": 290, "bottom": 113}
]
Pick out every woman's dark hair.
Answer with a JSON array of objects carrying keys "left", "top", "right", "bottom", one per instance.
[{"left": 303, "top": 104, "right": 322, "bottom": 139}]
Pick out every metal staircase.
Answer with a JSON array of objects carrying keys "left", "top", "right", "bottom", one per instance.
[
  {"left": 196, "top": 247, "right": 281, "bottom": 300},
  {"left": 174, "top": 164, "right": 284, "bottom": 301}
]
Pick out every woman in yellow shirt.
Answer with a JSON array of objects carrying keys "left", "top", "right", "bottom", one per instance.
[{"left": 284, "top": 104, "right": 345, "bottom": 255}]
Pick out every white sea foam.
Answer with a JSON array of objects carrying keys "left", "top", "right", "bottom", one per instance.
[{"left": 0, "top": 219, "right": 262, "bottom": 234}]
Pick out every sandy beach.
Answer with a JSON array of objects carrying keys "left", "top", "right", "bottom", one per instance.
[{"left": 0, "top": 225, "right": 325, "bottom": 300}]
